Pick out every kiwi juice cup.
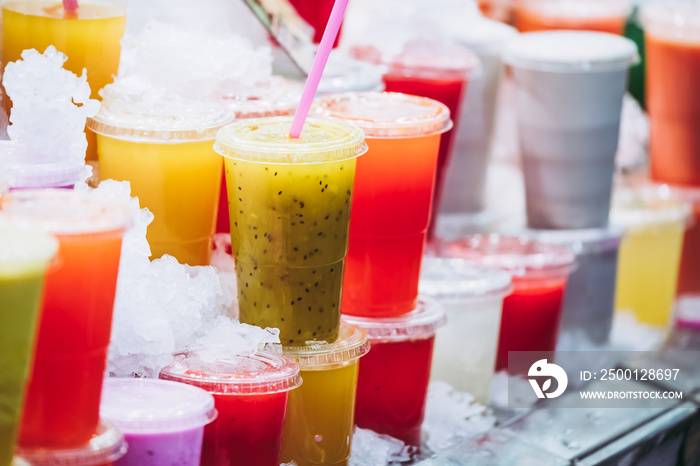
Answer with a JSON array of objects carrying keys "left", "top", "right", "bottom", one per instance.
[{"left": 214, "top": 117, "right": 367, "bottom": 344}]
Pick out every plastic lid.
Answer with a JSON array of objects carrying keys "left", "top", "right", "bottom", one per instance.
[
  {"left": 214, "top": 116, "right": 367, "bottom": 163},
  {"left": 0, "top": 222, "right": 58, "bottom": 276},
  {"left": 318, "top": 55, "right": 384, "bottom": 94},
  {"left": 448, "top": 18, "right": 519, "bottom": 55},
  {"left": 611, "top": 185, "right": 693, "bottom": 230},
  {"left": 518, "top": 0, "right": 631, "bottom": 19},
  {"left": 100, "top": 378, "right": 217, "bottom": 434},
  {"left": 503, "top": 31, "right": 639, "bottom": 72},
  {"left": 313, "top": 92, "right": 452, "bottom": 138},
  {"left": 386, "top": 39, "right": 481, "bottom": 78},
  {"left": 15, "top": 421, "right": 127, "bottom": 466},
  {"left": 0, "top": 140, "right": 88, "bottom": 189},
  {"left": 419, "top": 256, "right": 513, "bottom": 300},
  {"left": 342, "top": 297, "right": 447, "bottom": 341},
  {"left": 219, "top": 76, "right": 301, "bottom": 118},
  {"left": 641, "top": 1, "right": 700, "bottom": 42},
  {"left": 159, "top": 352, "right": 302, "bottom": 395},
  {"left": 0, "top": 189, "right": 131, "bottom": 235},
  {"left": 441, "top": 234, "right": 576, "bottom": 278},
  {"left": 523, "top": 226, "right": 624, "bottom": 255},
  {"left": 87, "top": 94, "right": 235, "bottom": 142},
  {"left": 282, "top": 322, "right": 370, "bottom": 369}
]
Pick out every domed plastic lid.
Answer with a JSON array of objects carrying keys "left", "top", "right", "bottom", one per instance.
[
  {"left": 442, "top": 235, "right": 576, "bottom": 279},
  {"left": 0, "top": 222, "right": 58, "bottom": 276},
  {"left": 641, "top": 1, "right": 700, "bottom": 42},
  {"left": 0, "top": 189, "right": 131, "bottom": 235},
  {"left": 524, "top": 226, "right": 624, "bottom": 255},
  {"left": 386, "top": 40, "right": 481, "bottom": 78},
  {"left": 159, "top": 352, "right": 302, "bottom": 395},
  {"left": 518, "top": 0, "right": 631, "bottom": 20},
  {"left": 282, "top": 323, "right": 370, "bottom": 369},
  {"left": 214, "top": 116, "right": 367, "bottom": 163},
  {"left": 342, "top": 297, "right": 447, "bottom": 341},
  {"left": 101, "top": 378, "right": 217, "bottom": 434},
  {"left": 611, "top": 185, "right": 693, "bottom": 231},
  {"left": 419, "top": 256, "right": 513, "bottom": 300},
  {"left": 88, "top": 93, "right": 235, "bottom": 142},
  {"left": 219, "top": 76, "right": 301, "bottom": 118},
  {"left": 503, "top": 31, "right": 638, "bottom": 72},
  {"left": 313, "top": 92, "right": 452, "bottom": 138},
  {"left": 16, "top": 421, "right": 127, "bottom": 466},
  {"left": 318, "top": 55, "right": 384, "bottom": 95}
]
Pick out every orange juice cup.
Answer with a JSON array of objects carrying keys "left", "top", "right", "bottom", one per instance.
[{"left": 515, "top": 0, "right": 630, "bottom": 35}]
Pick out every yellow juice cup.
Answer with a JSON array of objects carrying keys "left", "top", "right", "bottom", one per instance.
[
  {"left": 280, "top": 323, "right": 369, "bottom": 466},
  {"left": 612, "top": 186, "right": 692, "bottom": 328},
  {"left": 88, "top": 96, "right": 235, "bottom": 266}
]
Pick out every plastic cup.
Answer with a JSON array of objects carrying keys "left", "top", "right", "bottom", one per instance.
[
  {"left": 526, "top": 227, "right": 624, "bottom": 345},
  {"left": 442, "top": 235, "right": 576, "bottom": 372},
  {"left": 313, "top": 92, "right": 451, "bottom": 317},
  {"left": 504, "top": 31, "right": 638, "bottom": 229},
  {"left": 515, "top": 0, "right": 631, "bottom": 35},
  {"left": 0, "top": 189, "right": 130, "bottom": 448},
  {"left": 88, "top": 96, "right": 235, "bottom": 266},
  {"left": 612, "top": 186, "right": 692, "bottom": 328},
  {"left": 343, "top": 298, "right": 446, "bottom": 446},
  {"left": 317, "top": 54, "right": 384, "bottom": 95},
  {"left": 279, "top": 323, "right": 369, "bottom": 466},
  {"left": 419, "top": 257, "right": 512, "bottom": 404},
  {"left": 437, "top": 19, "right": 518, "bottom": 231},
  {"left": 214, "top": 116, "right": 367, "bottom": 344},
  {"left": 2, "top": 141, "right": 88, "bottom": 190},
  {"left": 159, "top": 352, "right": 302, "bottom": 466},
  {"left": 641, "top": 2, "right": 700, "bottom": 186},
  {"left": 15, "top": 421, "right": 127, "bottom": 466},
  {"left": 0, "top": 223, "right": 57, "bottom": 466},
  {"left": 100, "top": 378, "right": 217, "bottom": 466}
]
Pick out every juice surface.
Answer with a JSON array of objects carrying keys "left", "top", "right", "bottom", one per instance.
[
  {"left": 226, "top": 157, "right": 356, "bottom": 344},
  {"left": 355, "top": 338, "right": 434, "bottom": 446},
  {"left": 495, "top": 278, "right": 566, "bottom": 371},
  {"left": 201, "top": 391, "right": 288, "bottom": 466},
  {"left": 615, "top": 224, "right": 684, "bottom": 327},
  {"left": 280, "top": 363, "right": 358, "bottom": 466},
  {"left": 341, "top": 135, "right": 440, "bottom": 317},
  {"left": 2, "top": 1, "right": 126, "bottom": 100},
  {"left": 97, "top": 136, "right": 222, "bottom": 266},
  {"left": 646, "top": 35, "right": 700, "bottom": 186},
  {"left": 20, "top": 231, "right": 123, "bottom": 448},
  {"left": 515, "top": 7, "right": 627, "bottom": 35}
]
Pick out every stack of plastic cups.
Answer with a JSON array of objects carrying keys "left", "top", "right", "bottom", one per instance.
[
  {"left": 442, "top": 235, "right": 576, "bottom": 372},
  {"left": 611, "top": 186, "right": 692, "bottom": 330},
  {"left": 514, "top": 0, "right": 631, "bottom": 35},
  {"left": 87, "top": 96, "right": 235, "bottom": 266},
  {"left": 159, "top": 353, "right": 302, "bottom": 466},
  {"left": 419, "top": 257, "right": 512, "bottom": 404},
  {"left": 100, "top": 378, "right": 217, "bottom": 465},
  {"left": 436, "top": 18, "right": 518, "bottom": 239},
  {"left": 0, "top": 190, "right": 130, "bottom": 452},
  {"left": 2, "top": 141, "right": 89, "bottom": 191}
]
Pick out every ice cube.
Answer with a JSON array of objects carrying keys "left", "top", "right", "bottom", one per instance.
[{"left": 350, "top": 428, "right": 413, "bottom": 466}]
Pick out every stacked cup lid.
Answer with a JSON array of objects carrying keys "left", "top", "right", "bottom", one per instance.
[
  {"left": 419, "top": 256, "right": 513, "bottom": 301},
  {"left": 522, "top": 226, "right": 624, "bottom": 255},
  {"left": 2, "top": 141, "right": 88, "bottom": 190},
  {"left": 282, "top": 323, "right": 370, "bottom": 368},
  {"left": 611, "top": 185, "right": 693, "bottom": 231},
  {"left": 218, "top": 76, "right": 302, "bottom": 118}
]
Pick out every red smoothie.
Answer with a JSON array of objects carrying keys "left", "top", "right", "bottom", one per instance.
[{"left": 289, "top": 0, "right": 342, "bottom": 47}]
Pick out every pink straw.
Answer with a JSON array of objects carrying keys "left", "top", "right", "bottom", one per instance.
[
  {"left": 63, "top": 0, "right": 79, "bottom": 12},
  {"left": 289, "top": 0, "right": 350, "bottom": 138}
]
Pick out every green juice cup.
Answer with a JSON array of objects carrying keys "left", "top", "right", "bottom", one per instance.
[
  {"left": 214, "top": 117, "right": 367, "bottom": 345},
  {"left": 0, "top": 223, "right": 58, "bottom": 466}
]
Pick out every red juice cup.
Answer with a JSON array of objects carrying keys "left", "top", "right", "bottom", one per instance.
[
  {"left": 442, "top": 235, "right": 576, "bottom": 372},
  {"left": 100, "top": 378, "right": 217, "bottom": 466},
  {"left": 515, "top": 0, "right": 631, "bottom": 35},
  {"left": 15, "top": 421, "right": 127, "bottom": 466},
  {"left": 159, "top": 352, "right": 302, "bottom": 466},
  {"left": 0, "top": 190, "right": 130, "bottom": 448},
  {"left": 289, "top": 0, "right": 343, "bottom": 47},
  {"left": 314, "top": 92, "right": 451, "bottom": 317},
  {"left": 343, "top": 298, "right": 446, "bottom": 446}
]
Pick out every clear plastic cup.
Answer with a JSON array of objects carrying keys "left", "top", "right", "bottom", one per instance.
[
  {"left": 214, "top": 116, "right": 367, "bottom": 344},
  {"left": 526, "top": 227, "right": 624, "bottom": 345},
  {"left": 317, "top": 54, "right": 384, "bottom": 95},
  {"left": 279, "top": 323, "right": 369, "bottom": 466},
  {"left": 0, "top": 190, "right": 130, "bottom": 449},
  {"left": 2, "top": 141, "right": 88, "bottom": 190},
  {"left": 641, "top": 2, "right": 700, "bottom": 186},
  {"left": 503, "top": 31, "right": 638, "bottom": 229},
  {"left": 159, "top": 352, "right": 302, "bottom": 466},
  {"left": 100, "top": 378, "right": 217, "bottom": 466},
  {"left": 0, "top": 223, "right": 57, "bottom": 466},
  {"left": 343, "top": 298, "right": 446, "bottom": 446},
  {"left": 515, "top": 0, "right": 631, "bottom": 35},
  {"left": 15, "top": 421, "right": 127, "bottom": 466},
  {"left": 442, "top": 235, "right": 576, "bottom": 372},
  {"left": 88, "top": 95, "right": 235, "bottom": 266},
  {"left": 313, "top": 92, "right": 451, "bottom": 317},
  {"left": 419, "top": 257, "right": 512, "bottom": 403},
  {"left": 612, "top": 185, "right": 692, "bottom": 328}
]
